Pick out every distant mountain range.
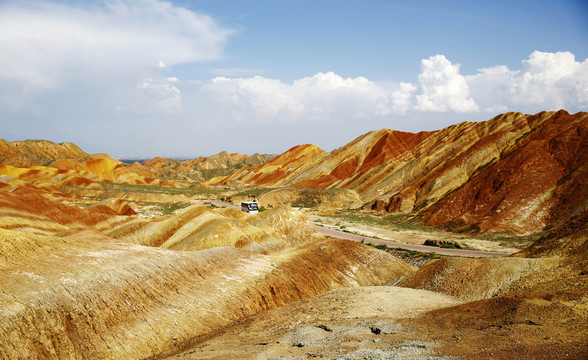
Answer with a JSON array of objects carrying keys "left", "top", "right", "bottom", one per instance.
[{"left": 0, "top": 139, "right": 276, "bottom": 184}]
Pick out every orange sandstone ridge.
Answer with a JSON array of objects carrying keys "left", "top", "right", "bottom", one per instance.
[
  {"left": 0, "top": 139, "right": 89, "bottom": 166},
  {"left": 209, "top": 110, "right": 587, "bottom": 235}
]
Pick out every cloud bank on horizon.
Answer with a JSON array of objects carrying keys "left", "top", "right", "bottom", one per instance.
[
  {"left": 1, "top": 0, "right": 587, "bottom": 157},
  {"left": 198, "top": 51, "right": 588, "bottom": 122}
]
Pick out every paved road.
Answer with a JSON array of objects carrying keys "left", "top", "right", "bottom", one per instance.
[
  {"left": 316, "top": 227, "right": 510, "bottom": 258},
  {"left": 204, "top": 200, "right": 512, "bottom": 258}
]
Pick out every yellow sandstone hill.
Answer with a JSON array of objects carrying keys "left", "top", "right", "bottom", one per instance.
[
  {"left": 0, "top": 139, "right": 174, "bottom": 187},
  {"left": 0, "top": 139, "right": 89, "bottom": 166}
]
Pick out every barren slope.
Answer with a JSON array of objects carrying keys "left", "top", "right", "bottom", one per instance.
[
  {"left": 0, "top": 228, "right": 414, "bottom": 359},
  {"left": 212, "top": 110, "right": 587, "bottom": 235},
  {"left": 162, "top": 211, "right": 588, "bottom": 360},
  {"left": 0, "top": 177, "right": 415, "bottom": 359},
  {"left": 166, "top": 286, "right": 460, "bottom": 359},
  {"left": 422, "top": 110, "right": 588, "bottom": 234},
  {"left": 215, "top": 144, "right": 327, "bottom": 186},
  {"left": 396, "top": 211, "right": 588, "bottom": 300}
]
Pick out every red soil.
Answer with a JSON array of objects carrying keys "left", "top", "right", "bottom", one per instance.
[{"left": 423, "top": 110, "right": 587, "bottom": 234}]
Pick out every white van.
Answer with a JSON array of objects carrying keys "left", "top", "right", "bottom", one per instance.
[{"left": 241, "top": 201, "right": 259, "bottom": 213}]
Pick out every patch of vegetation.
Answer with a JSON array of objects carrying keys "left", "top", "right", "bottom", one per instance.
[
  {"left": 319, "top": 211, "right": 440, "bottom": 233},
  {"left": 388, "top": 247, "right": 442, "bottom": 260},
  {"left": 206, "top": 202, "right": 221, "bottom": 209},
  {"left": 324, "top": 213, "right": 391, "bottom": 227},
  {"left": 158, "top": 201, "right": 191, "bottom": 215},
  {"left": 90, "top": 182, "right": 225, "bottom": 196},
  {"left": 290, "top": 188, "right": 348, "bottom": 208},
  {"left": 440, "top": 243, "right": 459, "bottom": 249},
  {"left": 200, "top": 168, "right": 233, "bottom": 181},
  {"left": 372, "top": 244, "right": 389, "bottom": 250},
  {"left": 364, "top": 242, "right": 442, "bottom": 267},
  {"left": 478, "top": 232, "right": 546, "bottom": 249},
  {"left": 383, "top": 213, "right": 440, "bottom": 232},
  {"left": 232, "top": 187, "right": 276, "bottom": 198}
]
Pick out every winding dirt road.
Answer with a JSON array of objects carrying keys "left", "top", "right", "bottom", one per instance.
[{"left": 204, "top": 200, "right": 511, "bottom": 258}]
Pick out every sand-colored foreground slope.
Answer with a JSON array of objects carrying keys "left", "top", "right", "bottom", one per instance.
[
  {"left": 388, "top": 211, "right": 588, "bottom": 358},
  {"left": 106, "top": 205, "right": 325, "bottom": 253},
  {"left": 397, "top": 211, "right": 588, "bottom": 300},
  {"left": 166, "top": 286, "right": 460, "bottom": 359},
  {"left": 405, "top": 289, "right": 587, "bottom": 359},
  {"left": 168, "top": 288, "right": 587, "bottom": 359},
  {"left": 212, "top": 110, "right": 587, "bottom": 235},
  {"left": 0, "top": 178, "right": 415, "bottom": 359},
  {"left": 165, "top": 212, "right": 588, "bottom": 359},
  {"left": 0, "top": 230, "right": 413, "bottom": 359}
]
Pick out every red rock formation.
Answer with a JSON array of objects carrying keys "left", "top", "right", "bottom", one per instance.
[
  {"left": 422, "top": 110, "right": 587, "bottom": 234},
  {"left": 214, "top": 111, "right": 587, "bottom": 235}
]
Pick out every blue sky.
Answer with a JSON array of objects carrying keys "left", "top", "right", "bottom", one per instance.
[
  {"left": 188, "top": 0, "right": 587, "bottom": 81},
  {"left": 1, "top": 0, "right": 587, "bottom": 158}
]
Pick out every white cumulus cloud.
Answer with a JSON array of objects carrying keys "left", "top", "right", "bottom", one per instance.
[
  {"left": 139, "top": 77, "right": 182, "bottom": 114},
  {"left": 467, "top": 51, "right": 588, "bottom": 112},
  {"left": 195, "top": 72, "right": 399, "bottom": 124},
  {"left": 415, "top": 55, "right": 479, "bottom": 112},
  {"left": 191, "top": 51, "right": 587, "bottom": 127},
  {"left": 0, "top": 0, "right": 232, "bottom": 111}
]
